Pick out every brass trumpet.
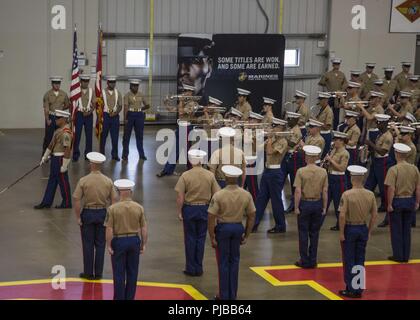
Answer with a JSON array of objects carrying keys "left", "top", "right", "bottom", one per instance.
[
  {"left": 345, "top": 101, "right": 369, "bottom": 106},
  {"left": 168, "top": 95, "right": 202, "bottom": 101}
]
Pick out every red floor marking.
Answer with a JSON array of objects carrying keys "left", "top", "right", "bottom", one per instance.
[
  {"left": 266, "top": 263, "right": 420, "bottom": 300},
  {"left": 0, "top": 281, "right": 197, "bottom": 300}
]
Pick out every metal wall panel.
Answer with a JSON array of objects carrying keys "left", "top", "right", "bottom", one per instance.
[{"left": 100, "top": 0, "right": 329, "bottom": 113}]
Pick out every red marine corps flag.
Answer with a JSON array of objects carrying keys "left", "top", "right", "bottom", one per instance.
[
  {"left": 70, "top": 26, "right": 82, "bottom": 143},
  {"left": 95, "top": 25, "right": 104, "bottom": 142}
]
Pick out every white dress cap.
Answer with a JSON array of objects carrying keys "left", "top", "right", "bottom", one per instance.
[
  {"left": 303, "top": 145, "right": 322, "bottom": 156},
  {"left": 345, "top": 110, "right": 359, "bottom": 118},
  {"left": 188, "top": 149, "right": 207, "bottom": 164},
  {"left": 218, "top": 127, "right": 236, "bottom": 138},
  {"left": 230, "top": 108, "right": 244, "bottom": 118},
  {"left": 80, "top": 75, "right": 91, "bottom": 81},
  {"left": 249, "top": 112, "right": 264, "bottom": 120},
  {"left": 208, "top": 96, "right": 223, "bottom": 106},
  {"left": 272, "top": 117, "right": 287, "bottom": 126},
  {"left": 333, "top": 131, "right": 348, "bottom": 139},
  {"left": 366, "top": 63, "right": 376, "bottom": 68},
  {"left": 182, "top": 83, "right": 196, "bottom": 91},
  {"left": 401, "top": 62, "right": 412, "bottom": 67},
  {"left": 294, "top": 90, "right": 308, "bottom": 98},
  {"left": 106, "top": 75, "right": 117, "bottom": 81},
  {"left": 409, "top": 75, "right": 419, "bottom": 81},
  {"left": 393, "top": 143, "right": 411, "bottom": 154},
  {"left": 50, "top": 76, "right": 63, "bottom": 82},
  {"left": 221, "top": 165, "right": 243, "bottom": 178},
  {"left": 405, "top": 112, "right": 416, "bottom": 123},
  {"left": 350, "top": 70, "right": 362, "bottom": 75},
  {"left": 370, "top": 91, "right": 385, "bottom": 98},
  {"left": 55, "top": 110, "right": 71, "bottom": 118},
  {"left": 245, "top": 156, "right": 257, "bottom": 165},
  {"left": 307, "top": 119, "right": 324, "bottom": 127},
  {"left": 237, "top": 88, "right": 251, "bottom": 96},
  {"left": 347, "top": 81, "right": 361, "bottom": 88},
  {"left": 129, "top": 79, "right": 141, "bottom": 85},
  {"left": 374, "top": 79, "right": 384, "bottom": 85},
  {"left": 400, "top": 91, "right": 413, "bottom": 98},
  {"left": 399, "top": 126, "right": 415, "bottom": 133},
  {"left": 86, "top": 152, "right": 106, "bottom": 164},
  {"left": 318, "top": 92, "right": 332, "bottom": 99},
  {"left": 347, "top": 165, "right": 368, "bottom": 176},
  {"left": 263, "top": 97, "right": 277, "bottom": 104},
  {"left": 331, "top": 58, "right": 342, "bottom": 64},
  {"left": 383, "top": 66, "right": 395, "bottom": 72},
  {"left": 375, "top": 114, "right": 391, "bottom": 122},
  {"left": 286, "top": 111, "right": 301, "bottom": 119},
  {"left": 114, "top": 179, "right": 135, "bottom": 190}
]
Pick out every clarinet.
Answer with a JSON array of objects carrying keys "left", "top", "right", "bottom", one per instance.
[{"left": 320, "top": 144, "right": 335, "bottom": 169}]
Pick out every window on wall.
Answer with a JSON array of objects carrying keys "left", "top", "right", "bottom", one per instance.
[
  {"left": 284, "top": 49, "right": 300, "bottom": 67},
  {"left": 125, "top": 49, "right": 149, "bottom": 68}
]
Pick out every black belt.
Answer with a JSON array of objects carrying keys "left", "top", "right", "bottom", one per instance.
[
  {"left": 302, "top": 198, "right": 321, "bottom": 202},
  {"left": 114, "top": 233, "right": 138, "bottom": 238},
  {"left": 185, "top": 202, "right": 209, "bottom": 206},
  {"left": 84, "top": 206, "right": 106, "bottom": 210},
  {"left": 346, "top": 222, "right": 366, "bottom": 226}
]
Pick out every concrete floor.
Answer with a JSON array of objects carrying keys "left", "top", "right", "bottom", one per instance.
[{"left": 0, "top": 126, "right": 419, "bottom": 300}]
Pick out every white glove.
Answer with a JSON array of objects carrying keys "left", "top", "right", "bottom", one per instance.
[
  {"left": 60, "top": 158, "right": 71, "bottom": 173},
  {"left": 40, "top": 149, "right": 51, "bottom": 165}
]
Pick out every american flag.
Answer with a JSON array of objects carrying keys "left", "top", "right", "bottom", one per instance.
[
  {"left": 70, "top": 28, "right": 82, "bottom": 133},
  {"left": 95, "top": 25, "right": 104, "bottom": 141}
]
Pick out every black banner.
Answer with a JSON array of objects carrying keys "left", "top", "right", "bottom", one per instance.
[{"left": 177, "top": 34, "right": 285, "bottom": 117}]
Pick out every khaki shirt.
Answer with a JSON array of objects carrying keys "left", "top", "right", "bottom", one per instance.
[
  {"left": 263, "top": 112, "right": 273, "bottom": 124},
  {"left": 237, "top": 101, "right": 252, "bottom": 120},
  {"left": 328, "top": 147, "right": 349, "bottom": 174},
  {"left": 365, "top": 104, "right": 384, "bottom": 130},
  {"left": 305, "top": 134, "right": 325, "bottom": 153},
  {"left": 208, "top": 185, "right": 256, "bottom": 223},
  {"left": 288, "top": 125, "right": 303, "bottom": 148},
  {"left": 105, "top": 199, "right": 146, "bottom": 235},
  {"left": 374, "top": 131, "right": 393, "bottom": 158},
  {"left": 385, "top": 161, "right": 420, "bottom": 197},
  {"left": 394, "top": 72, "right": 412, "bottom": 92},
  {"left": 344, "top": 124, "right": 361, "bottom": 147},
  {"left": 124, "top": 91, "right": 146, "bottom": 111},
  {"left": 406, "top": 141, "right": 417, "bottom": 165},
  {"left": 103, "top": 89, "right": 123, "bottom": 114},
  {"left": 266, "top": 137, "right": 288, "bottom": 166},
  {"left": 318, "top": 70, "right": 348, "bottom": 91},
  {"left": 383, "top": 80, "right": 398, "bottom": 103},
  {"left": 43, "top": 89, "right": 70, "bottom": 112},
  {"left": 73, "top": 171, "right": 116, "bottom": 207},
  {"left": 296, "top": 104, "right": 310, "bottom": 127},
  {"left": 209, "top": 144, "right": 246, "bottom": 181},
  {"left": 397, "top": 102, "right": 413, "bottom": 119},
  {"left": 339, "top": 188, "right": 377, "bottom": 223},
  {"left": 294, "top": 165, "right": 328, "bottom": 200},
  {"left": 360, "top": 72, "right": 379, "bottom": 98},
  {"left": 51, "top": 125, "right": 72, "bottom": 153},
  {"left": 80, "top": 88, "right": 97, "bottom": 112},
  {"left": 316, "top": 106, "right": 334, "bottom": 129},
  {"left": 174, "top": 166, "right": 220, "bottom": 204}
]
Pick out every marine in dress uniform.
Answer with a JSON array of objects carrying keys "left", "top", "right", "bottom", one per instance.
[
  {"left": 35, "top": 110, "right": 73, "bottom": 209},
  {"left": 360, "top": 63, "right": 379, "bottom": 99},
  {"left": 338, "top": 81, "right": 363, "bottom": 131},
  {"left": 300, "top": 119, "right": 325, "bottom": 154},
  {"left": 338, "top": 165, "right": 378, "bottom": 299},
  {"left": 100, "top": 76, "right": 123, "bottom": 161},
  {"left": 315, "top": 92, "right": 334, "bottom": 158},
  {"left": 175, "top": 150, "right": 220, "bottom": 276},
  {"left": 235, "top": 88, "right": 252, "bottom": 120},
  {"left": 294, "top": 145, "right": 328, "bottom": 268},
  {"left": 122, "top": 79, "right": 150, "bottom": 161},
  {"left": 382, "top": 66, "right": 398, "bottom": 106},
  {"left": 357, "top": 91, "right": 385, "bottom": 145},
  {"left": 318, "top": 58, "right": 348, "bottom": 130},
  {"left": 208, "top": 165, "right": 256, "bottom": 300},
  {"left": 405, "top": 75, "right": 420, "bottom": 110},
  {"left": 394, "top": 62, "right": 413, "bottom": 92},
  {"left": 324, "top": 131, "right": 350, "bottom": 231},
  {"left": 364, "top": 114, "right": 393, "bottom": 213},
  {"left": 105, "top": 179, "right": 148, "bottom": 300},
  {"left": 349, "top": 70, "right": 363, "bottom": 84},
  {"left": 73, "top": 152, "right": 116, "bottom": 280},
  {"left": 261, "top": 97, "right": 276, "bottom": 124},
  {"left": 387, "top": 91, "right": 413, "bottom": 122},
  {"left": 253, "top": 118, "right": 289, "bottom": 233},
  {"left": 157, "top": 84, "right": 198, "bottom": 177},
  {"left": 385, "top": 143, "right": 420, "bottom": 263},
  {"left": 294, "top": 90, "right": 310, "bottom": 136},
  {"left": 72, "top": 75, "right": 96, "bottom": 162},
  {"left": 208, "top": 127, "right": 246, "bottom": 188},
  {"left": 42, "top": 76, "right": 70, "bottom": 154},
  {"left": 284, "top": 111, "right": 304, "bottom": 213},
  {"left": 343, "top": 110, "right": 361, "bottom": 187}
]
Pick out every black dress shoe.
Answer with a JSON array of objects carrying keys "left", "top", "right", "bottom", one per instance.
[
  {"left": 140, "top": 156, "right": 147, "bottom": 161},
  {"left": 295, "top": 261, "right": 317, "bottom": 269},
  {"left": 156, "top": 171, "right": 166, "bottom": 178},
  {"left": 339, "top": 290, "right": 362, "bottom": 298},
  {"left": 34, "top": 204, "right": 51, "bottom": 210},
  {"left": 122, "top": 157, "right": 128, "bottom": 162},
  {"left": 79, "top": 273, "right": 95, "bottom": 280},
  {"left": 195, "top": 272, "right": 203, "bottom": 277},
  {"left": 112, "top": 157, "right": 121, "bottom": 162},
  {"left": 378, "top": 221, "right": 389, "bottom": 228},
  {"left": 94, "top": 275, "right": 103, "bottom": 280},
  {"left": 330, "top": 226, "right": 339, "bottom": 231},
  {"left": 267, "top": 227, "right": 286, "bottom": 234},
  {"left": 388, "top": 256, "right": 404, "bottom": 263},
  {"left": 183, "top": 270, "right": 196, "bottom": 277}
]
